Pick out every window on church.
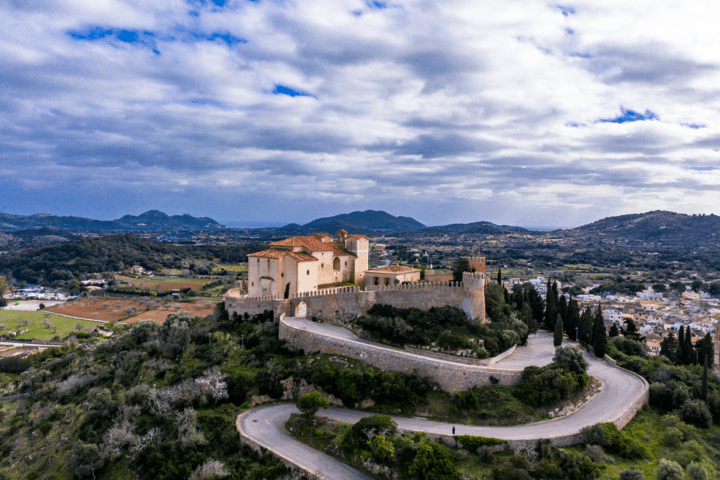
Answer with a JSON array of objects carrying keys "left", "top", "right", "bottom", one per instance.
[
  {"left": 281, "top": 273, "right": 284, "bottom": 277},
  {"left": 307, "top": 270, "right": 310, "bottom": 275},
  {"left": 374, "top": 277, "right": 378, "bottom": 286},
  {"left": 333, "top": 257, "right": 341, "bottom": 271},
  {"left": 385, "top": 278, "right": 390, "bottom": 286}
]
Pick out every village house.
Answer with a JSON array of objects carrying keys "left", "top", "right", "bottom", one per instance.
[
  {"left": 365, "top": 264, "right": 422, "bottom": 290},
  {"left": 247, "top": 230, "right": 369, "bottom": 298}
]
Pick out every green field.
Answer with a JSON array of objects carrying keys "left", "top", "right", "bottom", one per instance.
[
  {"left": 212, "top": 264, "right": 246, "bottom": 273},
  {"left": 0, "top": 310, "right": 101, "bottom": 341}
]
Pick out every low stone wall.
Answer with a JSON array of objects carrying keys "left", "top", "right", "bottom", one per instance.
[
  {"left": 236, "top": 411, "right": 321, "bottom": 479},
  {"left": 403, "top": 344, "right": 516, "bottom": 366},
  {"left": 280, "top": 318, "right": 522, "bottom": 391}
]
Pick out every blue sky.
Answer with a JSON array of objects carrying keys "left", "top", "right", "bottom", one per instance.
[{"left": 1, "top": 0, "right": 719, "bottom": 228}]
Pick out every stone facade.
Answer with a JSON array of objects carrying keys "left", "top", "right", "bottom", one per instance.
[{"left": 226, "top": 271, "right": 487, "bottom": 323}]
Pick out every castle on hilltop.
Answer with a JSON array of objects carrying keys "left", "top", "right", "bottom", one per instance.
[
  {"left": 226, "top": 230, "right": 488, "bottom": 323},
  {"left": 247, "top": 230, "right": 368, "bottom": 298}
]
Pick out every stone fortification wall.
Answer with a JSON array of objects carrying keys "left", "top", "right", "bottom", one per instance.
[
  {"left": 279, "top": 317, "right": 521, "bottom": 391},
  {"left": 403, "top": 344, "right": 516, "bottom": 366},
  {"left": 226, "top": 271, "right": 487, "bottom": 323}
]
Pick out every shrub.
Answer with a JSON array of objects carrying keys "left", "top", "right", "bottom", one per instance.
[
  {"left": 553, "top": 346, "right": 588, "bottom": 374},
  {"left": 296, "top": 392, "right": 329, "bottom": 419},
  {"left": 342, "top": 415, "right": 397, "bottom": 452},
  {"left": 455, "top": 435, "right": 506, "bottom": 450},
  {"left": 560, "top": 450, "right": 603, "bottom": 480},
  {"left": 662, "top": 427, "right": 683, "bottom": 447},
  {"left": 619, "top": 466, "right": 644, "bottom": 480},
  {"left": 368, "top": 434, "right": 394, "bottom": 463},
  {"left": 188, "top": 459, "right": 230, "bottom": 480},
  {"left": 580, "top": 423, "right": 648, "bottom": 459},
  {"left": 680, "top": 399, "right": 712, "bottom": 428},
  {"left": 686, "top": 462, "right": 707, "bottom": 480},
  {"left": 656, "top": 459, "right": 683, "bottom": 480},
  {"left": 158, "top": 312, "right": 191, "bottom": 358},
  {"left": 612, "top": 337, "right": 649, "bottom": 358},
  {"left": 514, "top": 365, "right": 587, "bottom": 407}
]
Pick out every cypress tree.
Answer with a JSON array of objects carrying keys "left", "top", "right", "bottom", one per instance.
[
  {"left": 554, "top": 314, "right": 564, "bottom": 347},
  {"left": 592, "top": 304, "right": 607, "bottom": 358},
  {"left": 566, "top": 298, "right": 580, "bottom": 341},
  {"left": 660, "top": 332, "right": 678, "bottom": 363},
  {"left": 678, "top": 326, "right": 686, "bottom": 365},
  {"left": 579, "top": 306, "right": 593, "bottom": 346},
  {"left": 497, "top": 268, "right": 502, "bottom": 285},
  {"left": 685, "top": 326, "right": 694, "bottom": 365},
  {"left": 545, "top": 279, "right": 556, "bottom": 331},
  {"left": 699, "top": 332, "right": 714, "bottom": 366},
  {"left": 702, "top": 356, "right": 709, "bottom": 402},
  {"left": 557, "top": 295, "right": 568, "bottom": 328},
  {"left": 609, "top": 323, "right": 619, "bottom": 337}
]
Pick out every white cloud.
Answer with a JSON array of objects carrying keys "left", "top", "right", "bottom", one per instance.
[{"left": 1, "top": 0, "right": 720, "bottom": 227}]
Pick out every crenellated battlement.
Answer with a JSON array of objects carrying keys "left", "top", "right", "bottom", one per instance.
[{"left": 225, "top": 270, "right": 487, "bottom": 322}]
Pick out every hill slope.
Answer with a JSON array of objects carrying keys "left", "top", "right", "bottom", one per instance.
[
  {"left": 284, "top": 210, "right": 426, "bottom": 232},
  {"left": 0, "top": 210, "right": 227, "bottom": 232}
]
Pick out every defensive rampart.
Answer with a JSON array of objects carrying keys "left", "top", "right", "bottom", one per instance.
[
  {"left": 225, "top": 272, "right": 487, "bottom": 323},
  {"left": 279, "top": 317, "right": 522, "bottom": 391}
]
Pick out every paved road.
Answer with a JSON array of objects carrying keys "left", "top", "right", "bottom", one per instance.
[{"left": 239, "top": 327, "right": 647, "bottom": 479}]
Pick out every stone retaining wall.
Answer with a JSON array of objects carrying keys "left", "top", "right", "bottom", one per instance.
[
  {"left": 403, "top": 344, "right": 516, "bottom": 366},
  {"left": 236, "top": 411, "right": 322, "bottom": 480},
  {"left": 280, "top": 318, "right": 522, "bottom": 391}
]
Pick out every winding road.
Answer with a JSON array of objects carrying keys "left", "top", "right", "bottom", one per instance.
[{"left": 237, "top": 327, "right": 648, "bottom": 479}]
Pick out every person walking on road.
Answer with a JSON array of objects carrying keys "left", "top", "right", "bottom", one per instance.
[{"left": 452, "top": 426, "right": 455, "bottom": 435}]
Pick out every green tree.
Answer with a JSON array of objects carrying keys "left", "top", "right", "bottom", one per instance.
[
  {"left": 624, "top": 319, "right": 640, "bottom": 340},
  {"left": 544, "top": 280, "right": 556, "bottom": 331},
  {"left": 592, "top": 305, "right": 607, "bottom": 358},
  {"left": 67, "top": 442, "right": 105, "bottom": 479},
  {"left": 296, "top": 391, "right": 329, "bottom": 419},
  {"left": 553, "top": 315, "right": 563, "bottom": 347},
  {"left": 452, "top": 258, "right": 472, "bottom": 283},
  {"left": 691, "top": 279, "right": 705, "bottom": 293},
  {"left": 609, "top": 323, "right": 619, "bottom": 337},
  {"left": 684, "top": 326, "right": 694, "bottom": 365},
  {"left": 158, "top": 312, "right": 191, "bottom": 359},
  {"left": 368, "top": 435, "right": 395, "bottom": 462},
  {"left": 0, "top": 275, "right": 7, "bottom": 307},
  {"left": 656, "top": 459, "right": 683, "bottom": 480},
  {"left": 407, "top": 440, "right": 459, "bottom": 480},
  {"left": 669, "top": 281, "right": 686, "bottom": 295},
  {"left": 553, "top": 345, "right": 588, "bottom": 374},
  {"left": 619, "top": 466, "right": 644, "bottom": 480},
  {"left": 579, "top": 307, "right": 593, "bottom": 346},
  {"left": 701, "top": 356, "right": 709, "bottom": 402},
  {"left": 566, "top": 298, "right": 580, "bottom": 341},
  {"left": 680, "top": 399, "right": 712, "bottom": 428},
  {"left": 660, "top": 332, "right": 678, "bottom": 363},
  {"left": 497, "top": 268, "right": 502, "bottom": 285},
  {"left": 677, "top": 327, "right": 686, "bottom": 365},
  {"left": 697, "top": 332, "right": 714, "bottom": 366},
  {"left": 686, "top": 462, "right": 707, "bottom": 480}
]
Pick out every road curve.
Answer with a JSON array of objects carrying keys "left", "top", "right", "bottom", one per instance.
[{"left": 238, "top": 331, "right": 648, "bottom": 479}]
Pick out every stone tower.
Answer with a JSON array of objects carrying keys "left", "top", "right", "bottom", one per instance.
[
  {"left": 462, "top": 271, "right": 487, "bottom": 322},
  {"left": 467, "top": 256, "right": 486, "bottom": 274}
]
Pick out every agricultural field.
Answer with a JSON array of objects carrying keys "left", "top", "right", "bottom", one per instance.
[
  {"left": 46, "top": 298, "right": 151, "bottom": 322},
  {"left": 212, "top": 264, "right": 246, "bottom": 273},
  {"left": 0, "top": 310, "right": 100, "bottom": 341},
  {"left": 119, "top": 301, "right": 217, "bottom": 324},
  {"left": 114, "top": 275, "right": 212, "bottom": 291}
]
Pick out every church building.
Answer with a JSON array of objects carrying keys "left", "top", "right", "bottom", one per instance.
[{"left": 247, "top": 230, "right": 369, "bottom": 297}]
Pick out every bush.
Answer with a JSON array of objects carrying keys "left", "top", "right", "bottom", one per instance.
[
  {"left": 514, "top": 365, "right": 587, "bottom": 407},
  {"left": 656, "top": 459, "right": 683, "bottom": 480},
  {"left": 580, "top": 423, "right": 648, "bottom": 459},
  {"left": 680, "top": 399, "right": 712, "bottom": 428},
  {"left": 296, "top": 392, "right": 329, "bottom": 419},
  {"left": 612, "top": 337, "right": 649, "bottom": 358},
  {"left": 686, "top": 462, "right": 707, "bottom": 480},
  {"left": 455, "top": 435, "right": 506, "bottom": 450},
  {"left": 619, "top": 466, "right": 644, "bottom": 480},
  {"left": 158, "top": 312, "right": 191, "bottom": 358},
  {"left": 553, "top": 346, "right": 588, "bottom": 374}
]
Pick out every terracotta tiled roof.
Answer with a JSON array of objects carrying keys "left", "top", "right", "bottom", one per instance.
[
  {"left": 368, "top": 265, "right": 418, "bottom": 274},
  {"left": 269, "top": 236, "right": 335, "bottom": 252},
  {"left": 313, "top": 233, "right": 334, "bottom": 240},
  {"left": 248, "top": 249, "right": 318, "bottom": 262},
  {"left": 346, "top": 234, "right": 369, "bottom": 240}
]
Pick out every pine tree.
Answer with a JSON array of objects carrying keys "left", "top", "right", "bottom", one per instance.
[
  {"left": 624, "top": 319, "right": 639, "bottom": 340},
  {"left": 554, "top": 314, "right": 564, "bottom": 347},
  {"left": 678, "top": 327, "right": 686, "bottom": 365},
  {"left": 592, "top": 304, "right": 607, "bottom": 358},
  {"left": 701, "top": 356, "right": 709, "bottom": 402}
]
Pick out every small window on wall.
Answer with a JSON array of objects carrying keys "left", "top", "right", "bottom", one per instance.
[
  {"left": 374, "top": 277, "right": 379, "bottom": 286},
  {"left": 385, "top": 278, "right": 390, "bottom": 286},
  {"left": 307, "top": 270, "right": 310, "bottom": 275},
  {"left": 281, "top": 273, "right": 284, "bottom": 277},
  {"left": 251, "top": 282, "right": 254, "bottom": 286},
  {"left": 344, "top": 261, "right": 347, "bottom": 266}
]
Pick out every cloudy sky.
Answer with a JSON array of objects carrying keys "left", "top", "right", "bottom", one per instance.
[{"left": 2, "top": 0, "right": 719, "bottom": 228}]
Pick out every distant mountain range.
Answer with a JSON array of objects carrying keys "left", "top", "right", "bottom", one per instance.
[
  {"left": 0, "top": 210, "right": 227, "bottom": 232},
  {"left": 280, "top": 210, "right": 427, "bottom": 233}
]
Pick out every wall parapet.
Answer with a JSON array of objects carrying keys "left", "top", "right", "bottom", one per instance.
[
  {"left": 403, "top": 344, "right": 516, "bottom": 366},
  {"left": 279, "top": 317, "right": 521, "bottom": 391}
]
